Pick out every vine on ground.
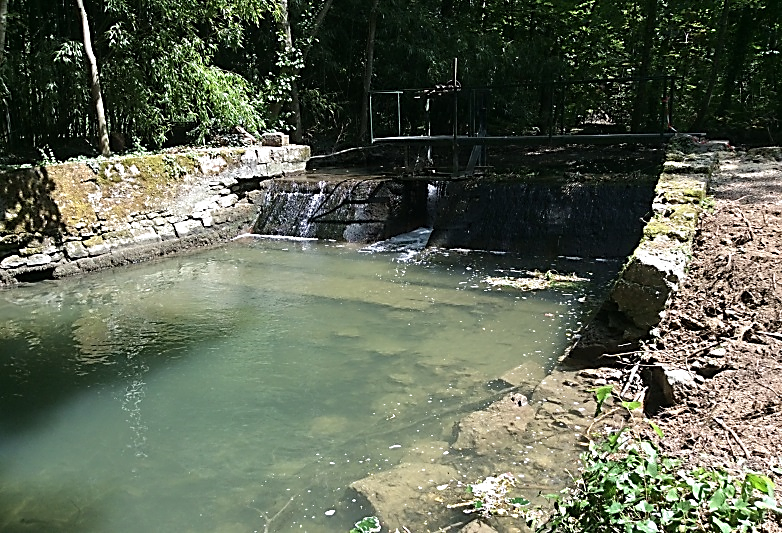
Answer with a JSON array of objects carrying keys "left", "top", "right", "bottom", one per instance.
[{"left": 538, "top": 429, "right": 781, "bottom": 533}]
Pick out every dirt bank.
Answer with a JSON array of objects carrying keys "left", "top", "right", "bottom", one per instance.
[{"left": 639, "top": 146, "right": 782, "bottom": 531}]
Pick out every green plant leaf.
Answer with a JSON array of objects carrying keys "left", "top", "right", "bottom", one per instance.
[
  {"left": 755, "top": 496, "right": 782, "bottom": 513},
  {"left": 634, "top": 500, "right": 654, "bottom": 513},
  {"left": 745, "top": 473, "right": 775, "bottom": 496},
  {"left": 509, "top": 497, "right": 531, "bottom": 506},
  {"left": 649, "top": 420, "right": 664, "bottom": 438},
  {"left": 350, "top": 516, "right": 381, "bottom": 533},
  {"left": 712, "top": 516, "right": 732, "bottom": 533},
  {"left": 635, "top": 518, "right": 659, "bottom": 532},
  {"left": 708, "top": 489, "right": 727, "bottom": 512},
  {"left": 621, "top": 401, "right": 642, "bottom": 411},
  {"left": 592, "top": 385, "right": 613, "bottom": 416},
  {"left": 690, "top": 481, "right": 707, "bottom": 501},
  {"left": 640, "top": 441, "right": 657, "bottom": 459}
]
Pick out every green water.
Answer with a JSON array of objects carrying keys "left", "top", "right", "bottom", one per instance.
[{"left": 0, "top": 239, "right": 617, "bottom": 532}]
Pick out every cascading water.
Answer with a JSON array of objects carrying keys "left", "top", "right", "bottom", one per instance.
[
  {"left": 296, "top": 180, "right": 327, "bottom": 238},
  {"left": 252, "top": 172, "right": 428, "bottom": 242}
]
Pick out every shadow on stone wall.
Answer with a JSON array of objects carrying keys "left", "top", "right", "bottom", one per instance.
[
  {"left": 0, "top": 167, "right": 65, "bottom": 237},
  {"left": 0, "top": 168, "right": 66, "bottom": 281}
]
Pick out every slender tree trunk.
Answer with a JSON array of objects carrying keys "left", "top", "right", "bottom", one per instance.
[
  {"left": 270, "top": 0, "right": 294, "bottom": 122},
  {"left": 0, "top": 0, "right": 10, "bottom": 142},
  {"left": 630, "top": 0, "right": 659, "bottom": 132},
  {"left": 290, "top": 82, "right": 302, "bottom": 143},
  {"left": 691, "top": 0, "right": 731, "bottom": 131},
  {"left": 271, "top": 0, "right": 332, "bottom": 144},
  {"left": 358, "top": 0, "right": 380, "bottom": 143},
  {"left": 76, "top": 0, "right": 110, "bottom": 156},
  {"left": 0, "top": 0, "right": 9, "bottom": 66},
  {"left": 717, "top": 4, "right": 756, "bottom": 116}
]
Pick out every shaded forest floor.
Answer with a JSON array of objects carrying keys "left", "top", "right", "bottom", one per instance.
[{"left": 641, "top": 147, "right": 782, "bottom": 530}]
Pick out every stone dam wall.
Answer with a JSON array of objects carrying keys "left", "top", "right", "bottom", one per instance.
[
  {"left": 1, "top": 139, "right": 716, "bottom": 297},
  {"left": 429, "top": 177, "right": 658, "bottom": 258},
  {"left": 0, "top": 145, "right": 434, "bottom": 286},
  {"left": 0, "top": 145, "right": 310, "bottom": 284}
]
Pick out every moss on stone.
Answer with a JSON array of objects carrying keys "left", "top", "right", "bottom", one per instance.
[
  {"left": 643, "top": 216, "right": 693, "bottom": 242},
  {"left": 83, "top": 235, "right": 105, "bottom": 248},
  {"left": 656, "top": 173, "right": 708, "bottom": 204}
]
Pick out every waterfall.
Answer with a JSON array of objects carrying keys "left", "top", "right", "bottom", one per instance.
[
  {"left": 297, "top": 180, "right": 327, "bottom": 237},
  {"left": 251, "top": 174, "right": 428, "bottom": 243}
]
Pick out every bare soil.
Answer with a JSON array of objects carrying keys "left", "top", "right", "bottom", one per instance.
[{"left": 641, "top": 147, "right": 782, "bottom": 530}]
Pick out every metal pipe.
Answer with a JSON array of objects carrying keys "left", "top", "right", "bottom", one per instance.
[
  {"left": 452, "top": 57, "right": 459, "bottom": 177},
  {"left": 397, "top": 92, "right": 401, "bottom": 136},
  {"left": 369, "top": 93, "right": 374, "bottom": 143}
]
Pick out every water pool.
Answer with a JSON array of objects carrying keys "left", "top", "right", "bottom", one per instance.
[{"left": 0, "top": 237, "right": 617, "bottom": 532}]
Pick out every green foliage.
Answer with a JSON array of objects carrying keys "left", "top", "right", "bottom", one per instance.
[
  {"left": 101, "top": 0, "right": 274, "bottom": 146},
  {"left": 1, "top": 0, "right": 781, "bottom": 154},
  {"left": 538, "top": 431, "right": 782, "bottom": 533},
  {"left": 349, "top": 515, "right": 381, "bottom": 533}
]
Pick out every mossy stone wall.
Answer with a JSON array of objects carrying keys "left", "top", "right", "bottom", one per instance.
[{"left": 0, "top": 145, "right": 310, "bottom": 284}]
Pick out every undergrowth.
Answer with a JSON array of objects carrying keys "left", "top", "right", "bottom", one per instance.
[{"left": 538, "top": 428, "right": 781, "bottom": 533}]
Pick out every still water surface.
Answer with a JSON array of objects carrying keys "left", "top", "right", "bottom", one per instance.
[{"left": 0, "top": 238, "right": 617, "bottom": 532}]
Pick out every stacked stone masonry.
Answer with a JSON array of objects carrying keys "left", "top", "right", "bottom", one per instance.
[{"left": 0, "top": 143, "right": 310, "bottom": 285}]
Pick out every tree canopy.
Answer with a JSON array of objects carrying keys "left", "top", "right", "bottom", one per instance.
[{"left": 0, "top": 0, "right": 779, "bottom": 159}]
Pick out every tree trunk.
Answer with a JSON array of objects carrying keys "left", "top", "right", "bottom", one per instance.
[
  {"left": 270, "top": 0, "right": 295, "bottom": 123},
  {"left": 358, "top": 0, "right": 380, "bottom": 143},
  {"left": 691, "top": 0, "right": 731, "bottom": 131},
  {"left": 717, "top": 4, "right": 756, "bottom": 117},
  {"left": 0, "top": 0, "right": 8, "bottom": 66},
  {"left": 630, "top": 0, "right": 659, "bottom": 132},
  {"left": 76, "top": 0, "right": 110, "bottom": 157},
  {"left": 270, "top": 0, "right": 332, "bottom": 144}
]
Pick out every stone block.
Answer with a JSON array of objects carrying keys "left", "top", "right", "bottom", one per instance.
[
  {"left": 247, "top": 191, "right": 265, "bottom": 205},
  {"left": 174, "top": 219, "right": 204, "bottom": 238},
  {"left": 64, "top": 241, "right": 89, "bottom": 260},
  {"left": 282, "top": 161, "right": 307, "bottom": 173},
  {"left": 86, "top": 242, "right": 112, "bottom": 257},
  {"left": 1, "top": 255, "right": 26, "bottom": 269},
  {"left": 156, "top": 224, "right": 177, "bottom": 241},
  {"left": 265, "top": 162, "right": 284, "bottom": 176},
  {"left": 283, "top": 145, "right": 310, "bottom": 161},
  {"left": 198, "top": 155, "right": 227, "bottom": 175},
  {"left": 193, "top": 196, "right": 220, "bottom": 213},
  {"left": 262, "top": 132, "right": 289, "bottom": 147},
  {"left": 218, "top": 194, "right": 239, "bottom": 208},
  {"left": 242, "top": 148, "right": 273, "bottom": 164},
  {"left": 53, "top": 262, "right": 82, "bottom": 278},
  {"left": 130, "top": 227, "right": 161, "bottom": 245}
]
